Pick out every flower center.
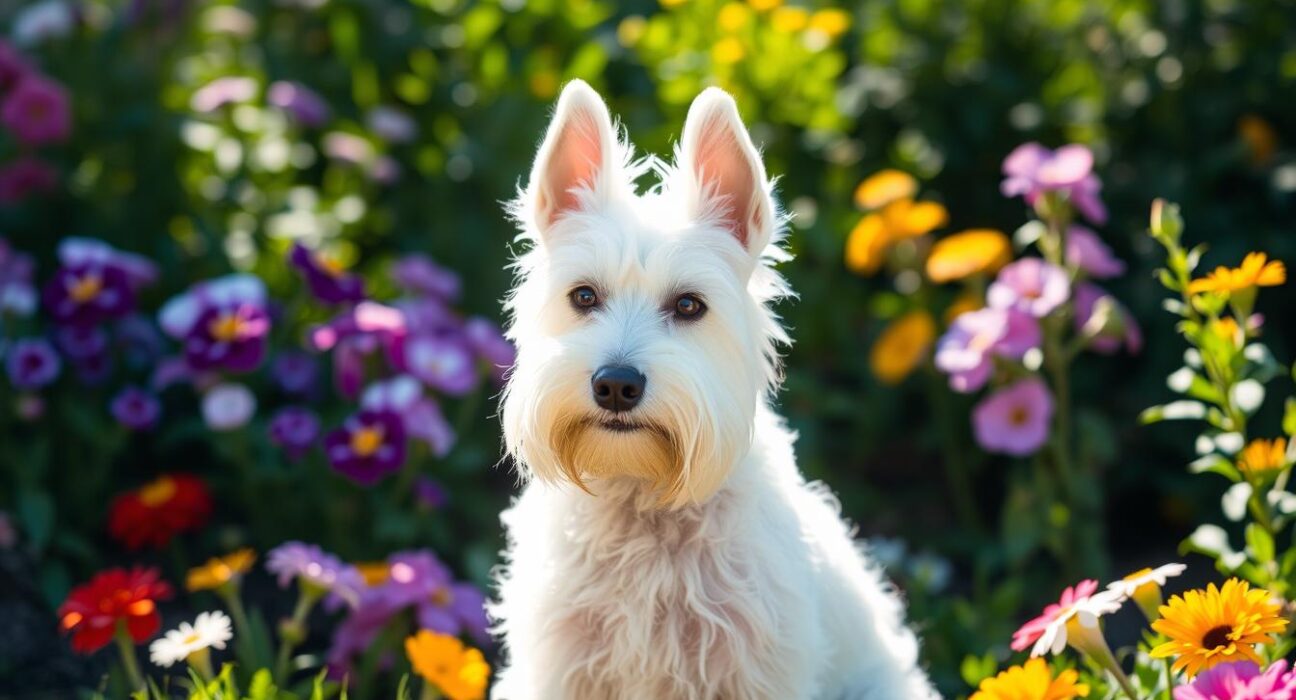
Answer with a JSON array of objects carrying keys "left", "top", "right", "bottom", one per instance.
[
  {"left": 1202, "top": 625, "right": 1233, "bottom": 651},
  {"left": 350, "top": 426, "right": 385, "bottom": 457},
  {"left": 1008, "top": 406, "right": 1031, "bottom": 427},
  {"left": 68, "top": 272, "right": 103, "bottom": 303},
  {"left": 138, "top": 477, "right": 177, "bottom": 507},
  {"left": 431, "top": 586, "right": 453, "bottom": 607},
  {"left": 317, "top": 254, "right": 346, "bottom": 279},
  {"left": 182, "top": 632, "right": 202, "bottom": 645},
  {"left": 208, "top": 312, "right": 245, "bottom": 342}
]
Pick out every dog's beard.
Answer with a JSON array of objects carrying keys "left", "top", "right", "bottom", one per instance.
[{"left": 550, "top": 415, "right": 686, "bottom": 504}]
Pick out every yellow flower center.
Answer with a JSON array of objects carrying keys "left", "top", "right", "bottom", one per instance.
[
  {"left": 316, "top": 254, "right": 347, "bottom": 279},
  {"left": 182, "top": 632, "right": 202, "bottom": 645},
  {"left": 350, "top": 426, "right": 385, "bottom": 457},
  {"left": 138, "top": 477, "right": 177, "bottom": 507},
  {"left": 68, "top": 273, "right": 103, "bottom": 303},
  {"left": 431, "top": 586, "right": 453, "bottom": 607},
  {"left": 208, "top": 312, "right": 245, "bottom": 342}
]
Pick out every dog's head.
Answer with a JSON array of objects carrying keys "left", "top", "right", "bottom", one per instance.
[{"left": 501, "top": 81, "right": 790, "bottom": 508}]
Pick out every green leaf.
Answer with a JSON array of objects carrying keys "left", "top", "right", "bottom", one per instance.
[
  {"left": 1246, "top": 522, "right": 1275, "bottom": 563},
  {"left": 1140, "top": 400, "right": 1206, "bottom": 424},
  {"left": 1283, "top": 398, "right": 1296, "bottom": 437},
  {"left": 1188, "top": 454, "right": 1241, "bottom": 481},
  {"left": 960, "top": 653, "right": 998, "bottom": 688}
]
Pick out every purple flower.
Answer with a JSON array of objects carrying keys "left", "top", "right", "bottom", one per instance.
[
  {"left": 159, "top": 274, "right": 271, "bottom": 373},
  {"left": 43, "top": 238, "right": 156, "bottom": 327},
  {"left": 266, "top": 541, "right": 365, "bottom": 610},
  {"left": 115, "top": 314, "right": 164, "bottom": 368},
  {"left": 391, "top": 254, "right": 461, "bottom": 300},
  {"left": 1, "top": 74, "right": 69, "bottom": 146},
  {"left": 310, "top": 302, "right": 407, "bottom": 397},
  {"left": 1074, "top": 283, "right": 1142, "bottom": 355},
  {"left": 5, "top": 338, "right": 59, "bottom": 389},
  {"left": 934, "top": 308, "right": 1040, "bottom": 393},
  {"left": 367, "top": 106, "right": 417, "bottom": 143},
  {"left": 1175, "top": 660, "right": 1296, "bottom": 700},
  {"left": 110, "top": 386, "right": 160, "bottom": 431},
  {"left": 465, "top": 316, "right": 515, "bottom": 385},
  {"left": 988, "top": 258, "right": 1071, "bottom": 318},
  {"left": 972, "top": 377, "right": 1054, "bottom": 456},
  {"left": 269, "top": 407, "right": 320, "bottom": 461},
  {"left": 271, "top": 351, "right": 319, "bottom": 395},
  {"left": 201, "top": 382, "right": 256, "bottom": 431},
  {"left": 362, "top": 375, "right": 457, "bottom": 457},
  {"left": 0, "top": 157, "right": 57, "bottom": 203},
  {"left": 398, "top": 297, "right": 460, "bottom": 335},
  {"left": 290, "top": 243, "right": 365, "bottom": 304},
  {"left": 55, "top": 324, "right": 108, "bottom": 360},
  {"left": 0, "top": 42, "right": 31, "bottom": 91},
  {"left": 267, "top": 81, "right": 330, "bottom": 128},
  {"left": 325, "top": 409, "right": 407, "bottom": 484},
  {"left": 405, "top": 333, "right": 478, "bottom": 396},
  {"left": 0, "top": 239, "right": 36, "bottom": 316},
  {"left": 190, "top": 76, "right": 257, "bottom": 113},
  {"left": 413, "top": 477, "right": 448, "bottom": 510},
  {"left": 1001, "top": 143, "right": 1107, "bottom": 224},
  {"left": 150, "top": 355, "right": 193, "bottom": 392},
  {"left": 1066, "top": 226, "right": 1125, "bottom": 279},
  {"left": 58, "top": 238, "right": 158, "bottom": 289}
]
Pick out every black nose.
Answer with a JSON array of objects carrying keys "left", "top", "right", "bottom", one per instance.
[{"left": 591, "top": 365, "right": 646, "bottom": 413}]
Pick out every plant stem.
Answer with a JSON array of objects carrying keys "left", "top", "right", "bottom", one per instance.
[
  {"left": 114, "top": 625, "right": 146, "bottom": 692},
  {"left": 420, "top": 682, "right": 442, "bottom": 700},
  {"left": 924, "top": 369, "right": 983, "bottom": 533},
  {"left": 273, "top": 585, "right": 319, "bottom": 682},
  {"left": 1163, "top": 657, "right": 1176, "bottom": 700}
]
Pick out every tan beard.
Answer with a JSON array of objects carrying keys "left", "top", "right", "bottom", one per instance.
[{"left": 550, "top": 416, "right": 686, "bottom": 506}]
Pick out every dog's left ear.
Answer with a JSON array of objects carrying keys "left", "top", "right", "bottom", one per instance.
[{"left": 678, "top": 88, "right": 775, "bottom": 259}]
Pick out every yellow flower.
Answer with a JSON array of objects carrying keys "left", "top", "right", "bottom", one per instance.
[
  {"left": 881, "top": 199, "right": 948, "bottom": 239},
  {"left": 945, "top": 291, "right": 983, "bottom": 325},
  {"left": 406, "top": 630, "right": 490, "bottom": 700},
  {"left": 970, "top": 657, "right": 1089, "bottom": 700},
  {"left": 1188, "top": 252, "right": 1286, "bottom": 295},
  {"left": 717, "top": 2, "right": 752, "bottom": 32},
  {"left": 616, "top": 16, "right": 646, "bottom": 48},
  {"left": 712, "top": 37, "right": 745, "bottom": 64},
  {"left": 1238, "top": 437, "right": 1289, "bottom": 474},
  {"left": 854, "top": 169, "right": 918, "bottom": 210},
  {"left": 926, "top": 229, "right": 1012, "bottom": 283},
  {"left": 770, "top": 6, "right": 808, "bottom": 32},
  {"left": 1239, "top": 115, "right": 1277, "bottom": 166},
  {"left": 870, "top": 311, "right": 936, "bottom": 385},
  {"left": 845, "top": 213, "right": 890, "bottom": 275},
  {"left": 745, "top": 0, "right": 781, "bottom": 11},
  {"left": 186, "top": 549, "right": 256, "bottom": 592},
  {"left": 1150, "top": 578, "right": 1288, "bottom": 678},
  {"left": 808, "top": 8, "right": 852, "bottom": 39}
]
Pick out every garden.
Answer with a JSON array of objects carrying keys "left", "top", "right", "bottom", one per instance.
[{"left": 0, "top": 0, "right": 1294, "bottom": 698}]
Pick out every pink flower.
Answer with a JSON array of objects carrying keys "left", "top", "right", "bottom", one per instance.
[
  {"left": 0, "top": 157, "right": 55, "bottom": 202},
  {"left": 988, "top": 257, "right": 1071, "bottom": 318},
  {"left": 972, "top": 377, "right": 1054, "bottom": 456},
  {"left": 1176, "top": 661, "right": 1296, "bottom": 700},
  {"left": 1001, "top": 142, "right": 1107, "bottom": 224},
  {"left": 1066, "top": 225, "right": 1125, "bottom": 278},
  {"left": 1074, "top": 283, "right": 1142, "bottom": 355},
  {"left": 1, "top": 74, "right": 70, "bottom": 146},
  {"left": 934, "top": 308, "right": 1041, "bottom": 393},
  {"left": 1011, "top": 578, "right": 1123, "bottom": 656}
]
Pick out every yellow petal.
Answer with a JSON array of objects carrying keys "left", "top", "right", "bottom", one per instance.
[{"left": 853, "top": 169, "right": 918, "bottom": 210}]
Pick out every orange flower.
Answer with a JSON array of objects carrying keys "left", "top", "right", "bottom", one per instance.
[
  {"left": 1238, "top": 115, "right": 1277, "bottom": 166},
  {"left": 1188, "top": 252, "right": 1286, "bottom": 295},
  {"left": 845, "top": 213, "right": 891, "bottom": 275},
  {"left": 406, "top": 630, "right": 490, "bottom": 700},
  {"left": 970, "top": 657, "right": 1089, "bottom": 700},
  {"left": 186, "top": 549, "right": 256, "bottom": 592},
  {"left": 926, "top": 229, "right": 1012, "bottom": 283},
  {"left": 1150, "top": 578, "right": 1287, "bottom": 678},
  {"left": 870, "top": 311, "right": 936, "bottom": 385},
  {"left": 880, "top": 199, "right": 949, "bottom": 239},
  {"left": 1238, "top": 437, "right": 1288, "bottom": 474},
  {"left": 854, "top": 169, "right": 918, "bottom": 210}
]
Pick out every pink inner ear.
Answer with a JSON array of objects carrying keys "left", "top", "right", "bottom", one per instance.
[
  {"left": 540, "top": 108, "right": 604, "bottom": 229},
  {"left": 694, "top": 116, "right": 759, "bottom": 248}
]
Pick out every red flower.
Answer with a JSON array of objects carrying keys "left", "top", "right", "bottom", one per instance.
[
  {"left": 57, "top": 567, "right": 172, "bottom": 653},
  {"left": 107, "top": 474, "right": 212, "bottom": 550}
]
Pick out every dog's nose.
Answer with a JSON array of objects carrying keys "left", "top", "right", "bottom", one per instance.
[{"left": 591, "top": 365, "right": 646, "bottom": 413}]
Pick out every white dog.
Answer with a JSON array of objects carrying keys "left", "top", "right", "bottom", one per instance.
[{"left": 489, "top": 80, "right": 939, "bottom": 700}]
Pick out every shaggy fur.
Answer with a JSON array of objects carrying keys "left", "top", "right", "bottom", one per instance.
[{"left": 489, "top": 81, "right": 940, "bottom": 700}]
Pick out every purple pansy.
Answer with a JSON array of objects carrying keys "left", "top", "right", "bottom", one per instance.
[
  {"left": 310, "top": 302, "right": 407, "bottom": 397},
  {"left": 1175, "top": 661, "right": 1296, "bottom": 700},
  {"left": 267, "top": 81, "right": 330, "bottom": 128},
  {"left": 1074, "top": 283, "right": 1142, "bottom": 355},
  {"left": 391, "top": 253, "right": 461, "bottom": 301},
  {"left": 266, "top": 541, "right": 365, "bottom": 611},
  {"left": 1, "top": 73, "right": 70, "bottom": 146},
  {"left": 972, "top": 377, "right": 1054, "bottom": 456},
  {"left": 1001, "top": 142, "right": 1107, "bottom": 224},
  {"left": 1065, "top": 225, "right": 1125, "bottom": 279},
  {"left": 43, "top": 238, "right": 157, "bottom": 327},
  {"left": 269, "top": 406, "right": 320, "bottom": 461},
  {"left": 987, "top": 257, "right": 1071, "bottom": 318},
  {"left": 159, "top": 274, "right": 271, "bottom": 373},
  {"left": 110, "top": 386, "right": 161, "bottom": 431},
  {"left": 325, "top": 409, "right": 407, "bottom": 484},
  {"left": 5, "top": 337, "right": 60, "bottom": 390},
  {"left": 271, "top": 351, "right": 319, "bottom": 395},
  {"left": 361, "top": 375, "right": 456, "bottom": 457},
  {"left": 289, "top": 243, "right": 365, "bottom": 305},
  {"left": 934, "top": 308, "right": 1041, "bottom": 393},
  {"left": 465, "top": 316, "right": 515, "bottom": 385},
  {"left": 404, "top": 333, "right": 478, "bottom": 396}
]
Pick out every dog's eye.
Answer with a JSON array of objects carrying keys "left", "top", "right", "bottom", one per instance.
[
  {"left": 673, "top": 294, "right": 706, "bottom": 320},
  {"left": 569, "top": 285, "right": 599, "bottom": 311}
]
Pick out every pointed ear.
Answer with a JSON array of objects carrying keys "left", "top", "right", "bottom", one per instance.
[
  {"left": 525, "top": 80, "right": 622, "bottom": 239},
  {"left": 678, "top": 88, "right": 775, "bottom": 257}
]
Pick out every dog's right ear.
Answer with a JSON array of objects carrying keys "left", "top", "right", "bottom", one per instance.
[{"left": 524, "top": 80, "right": 622, "bottom": 240}]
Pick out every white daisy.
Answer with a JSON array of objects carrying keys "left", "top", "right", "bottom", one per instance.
[
  {"left": 1106, "top": 562, "right": 1187, "bottom": 621},
  {"left": 148, "top": 611, "right": 233, "bottom": 668}
]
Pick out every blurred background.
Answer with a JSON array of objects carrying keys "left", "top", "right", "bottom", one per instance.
[{"left": 0, "top": 0, "right": 1294, "bottom": 696}]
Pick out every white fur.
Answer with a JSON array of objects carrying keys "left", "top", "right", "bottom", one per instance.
[{"left": 490, "top": 81, "right": 940, "bottom": 700}]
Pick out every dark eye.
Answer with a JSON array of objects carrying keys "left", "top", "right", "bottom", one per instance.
[
  {"left": 674, "top": 294, "right": 706, "bottom": 320},
  {"left": 569, "top": 285, "right": 599, "bottom": 311}
]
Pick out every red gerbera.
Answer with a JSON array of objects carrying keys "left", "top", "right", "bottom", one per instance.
[
  {"left": 107, "top": 474, "right": 213, "bottom": 550},
  {"left": 57, "top": 567, "right": 173, "bottom": 653}
]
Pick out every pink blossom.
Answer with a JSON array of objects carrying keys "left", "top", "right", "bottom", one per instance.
[
  {"left": 972, "top": 377, "right": 1054, "bottom": 456},
  {"left": 988, "top": 257, "right": 1071, "bottom": 318},
  {"left": 1001, "top": 142, "right": 1107, "bottom": 224},
  {"left": 935, "top": 308, "right": 1041, "bottom": 393},
  {"left": 1011, "top": 578, "right": 1122, "bottom": 656},
  {"left": 1176, "top": 661, "right": 1296, "bottom": 700},
  {"left": 1066, "top": 225, "right": 1125, "bottom": 278},
  {"left": 1, "top": 74, "right": 70, "bottom": 145},
  {"left": 1074, "top": 283, "right": 1142, "bottom": 355}
]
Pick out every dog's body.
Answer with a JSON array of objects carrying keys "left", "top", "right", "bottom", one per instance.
[{"left": 489, "top": 81, "right": 938, "bottom": 699}]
